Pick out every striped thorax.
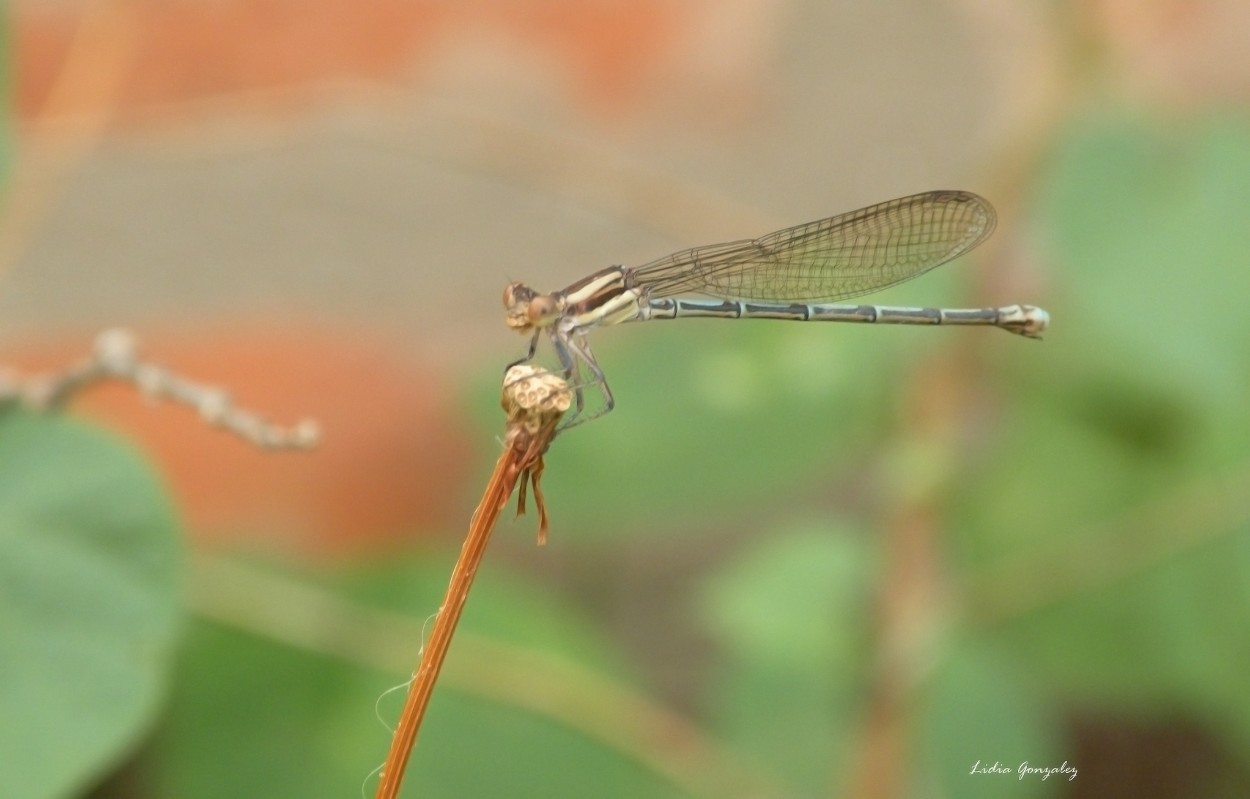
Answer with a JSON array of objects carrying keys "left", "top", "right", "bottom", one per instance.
[{"left": 504, "top": 266, "right": 645, "bottom": 336}]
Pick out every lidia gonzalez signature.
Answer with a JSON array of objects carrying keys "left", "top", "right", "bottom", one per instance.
[{"left": 970, "top": 760, "right": 1078, "bottom": 781}]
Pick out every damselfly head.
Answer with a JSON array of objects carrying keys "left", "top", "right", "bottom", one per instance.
[
  {"left": 503, "top": 282, "right": 535, "bottom": 331},
  {"left": 503, "top": 282, "right": 560, "bottom": 332}
]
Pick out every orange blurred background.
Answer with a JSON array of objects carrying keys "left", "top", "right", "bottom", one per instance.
[{"left": 1, "top": 2, "right": 1246, "bottom": 541}]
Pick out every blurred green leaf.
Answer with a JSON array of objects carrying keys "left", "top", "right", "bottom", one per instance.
[
  {"left": 954, "top": 396, "right": 1173, "bottom": 569},
  {"left": 337, "top": 551, "right": 640, "bottom": 678},
  {"left": 0, "top": 411, "right": 182, "bottom": 799},
  {"left": 694, "top": 522, "right": 875, "bottom": 795},
  {"left": 1036, "top": 111, "right": 1250, "bottom": 452},
  {"left": 156, "top": 621, "right": 375, "bottom": 798},
  {"left": 411, "top": 690, "right": 688, "bottom": 799},
  {"left": 696, "top": 521, "right": 873, "bottom": 669},
  {"left": 949, "top": 112, "right": 1250, "bottom": 773},
  {"left": 158, "top": 555, "right": 689, "bottom": 799},
  {"left": 918, "top": 641, "right": 1064, "bottom": 799},
  {"left": 992, "top": 526, "right": 1250, "bottom": 720},
  {"left": 951, "top": 106, "right": 1250, "bottom": 685}
]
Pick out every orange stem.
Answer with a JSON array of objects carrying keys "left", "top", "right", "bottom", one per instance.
[{"left": 372, "top": 407, "right": 560, "bottom": 799}]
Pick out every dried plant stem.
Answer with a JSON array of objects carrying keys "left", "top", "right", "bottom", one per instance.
[
  {"left": 0, "top": 328, "right": 318, "bottom": 449},
  {"left": 373, "top": 366, "right": 569, "bottom": 799},
  {"left": 189, "top": 551, "right": 783, "bottom": 799}
]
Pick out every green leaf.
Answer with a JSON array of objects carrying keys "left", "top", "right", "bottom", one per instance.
[
  {"left": 918, "top": 641, "right": 1064, "bottom": 799},
  {"left": 1036, "top": 112, "right": 1250, "bottom": 432},
  {"left": 694, "top": 522, "right": 875, "bottom": 795},
  {"left": 994, "top": 527, "right": 1250, "bottom": 716},
  {"left": 953, "top": 111, "right": 1250, "bottom": 744},
  {"left": 953, "top": 397, "right": 1173, "bottom": 570},
  {"left": 410, "top": 690, "right": 689, "bottom": 799},
  {"left": 0, "top": 410, "right": 182, "bottom": 799},
  {"left": 156, "top": 620, "right": 387, "bottom": 799},
  {"left": 336, "top": 551, "right": 641, "bottom": 678},
  {"left": 157, "top": 556, "right": 690, "bottom": 799}
]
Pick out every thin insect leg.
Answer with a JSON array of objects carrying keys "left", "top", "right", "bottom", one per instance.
[
  {"left": 568, "top": 332, "right": 613, "bottom": 413},
  {"left": 505, "top": 331, "right": 541, "bottom": 371},
  {"left": 550, "top": 332, "right": 587, "bottom": 426},
  {"left": 555, "top": 331, "right": 615, "bottom": 431}
]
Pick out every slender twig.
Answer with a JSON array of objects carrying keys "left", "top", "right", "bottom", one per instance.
[
  {"left": 372, "top": 365, "right": 570, "bottom": 799},
  {"left": 0, "top": 328, "right": 319, "bottom": 449}
]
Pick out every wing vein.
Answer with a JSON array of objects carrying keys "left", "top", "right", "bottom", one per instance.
[{"left": 626, "top": 190, "right": 996, "bottom": 303}]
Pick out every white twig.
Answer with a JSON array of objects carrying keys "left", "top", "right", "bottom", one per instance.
[{"left": 0, "top": 328, "right": 320, "bottom": 450}]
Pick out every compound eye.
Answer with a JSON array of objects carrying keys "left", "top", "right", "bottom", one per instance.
[{"left": 528, "top": 296, "right": 556, "bottom": 322}]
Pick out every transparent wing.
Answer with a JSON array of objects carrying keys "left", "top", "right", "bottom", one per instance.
[{"left": 627, "top": 190, "right": 996, "bottom": 303}]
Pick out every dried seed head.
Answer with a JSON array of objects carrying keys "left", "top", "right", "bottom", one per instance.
[{"left": 501, "top": 365, "right": 571, "bottom": 431}]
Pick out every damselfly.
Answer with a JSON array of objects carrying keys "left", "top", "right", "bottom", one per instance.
[{"left": 504, "top": 190, "right": 1048, "bottom": 428}]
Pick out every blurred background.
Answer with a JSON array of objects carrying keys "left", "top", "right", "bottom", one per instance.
[{"left": 2, "top": 0, "right": 1250, "bottom": 797}]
